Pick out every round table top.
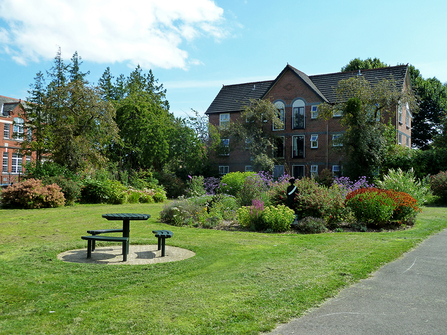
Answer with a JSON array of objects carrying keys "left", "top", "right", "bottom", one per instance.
[{"left": 102, "top": 213, "right": 151, "bottom": 220}]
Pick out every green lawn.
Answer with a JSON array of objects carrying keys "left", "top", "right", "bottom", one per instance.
[{"left": 1, "top": 204, "right": 446, "bottom": 334}]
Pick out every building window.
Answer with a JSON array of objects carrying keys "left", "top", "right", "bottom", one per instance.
[
  {"left": 292, "top": 165, "right": 305, "bottom": 178},
  {"left": 398, "top": 103, "right": 403, "bottom": 124},
  {"left": 219, "top": 113, "right": 230, "bottom": 129},
  {"left": 274, "top": 136, "right": 285, "bottom": 159},
  {"left": 311, "top": 105, "right": 318, "bottom": 119},
  {"left": 332, "top": 165, "right": 341, "bottom": 176},
  {"left": 2, "top": 152, "right": 8, "bottom": 172},
  {"left": 220, "top": 139, "right": 230, "bottom": 156},
  {"left": 332, "top": 134, "right": 343, "bottom": 147},
  {"left": 4, "top": 123, "right": 10, "bottom": 139},
  {"left": 406, "top": 136, "right": 410, "bottom": 147},
  {"left": 292, "top": 135, "right": 305, "bottom": 158},
  {"left": 310, "top": 134, "right": 318, "bottom": 148},
  {"left": 405, "top": 103, "right": 410, "bottom": 128},
  {"left": 219, "top": 166, "right": 229, "bottom": 175},
  {"left": 13, "top": 117, "right": 24, "bottom": 140},
  {"left": 332, "top": 110, "right": 343, "bottom": 117},
  {"left": 273, "top": 165, "right": 284, "bottom": 179},
  {"left": 398, "top": 133, "right": 402, "bottom": 145},
  {"left": 11, "top": 153, "right": 22, "bottom": 173},
  {"left": 245, "top": 165, "right": 253, "bottom": 172},
  {"left": 311, "top": 165, "right": 318, "bottom": 178},
  {"left": 273, "top": 101, "right": 285, "bottom": 131},
  {"left": 292, "top": 100, "right": 305, "bottom": 129}
]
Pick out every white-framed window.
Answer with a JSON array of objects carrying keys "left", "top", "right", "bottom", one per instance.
[
  {"left": 332, "top": 165, "right": 341, "bottom": 176},
  {"left": 311, "top": 165, "right": 318, "bottom": 178},
  {"left": 273, "top": 101, "right": 285, "bottom": 131},
  {"left": 310, "top": 105, "right": 318, "bottom": 119},
  {"left": 219, "top": 113, "right": 230, "bottom": 129},
  {"left": 3, "top": 123, "right": 10, "bottom": 139},
  {"left": 245, "top": 165, "right": 253, "bottom": 172},
  {"left": 405, "top": 103, "right": 411, "bottom": 128},
  {"left": 274, "top": 136, "right": 285, "bottom": 159},
  {"left": 2, "top": 152, "right": 8, "bottom": 172},
  {"left": 220, "top": 138, "right": 230, "bottom": 156},
  {"left": 406, "top": 136, "right": 410, "bottom": 147},
  {"left": 398, "top": 103, "right": 403, "bottom": 124},
  {"left": 332, "top": 134, "right": 343, "bottom": 147},
  {"left": 332, "top": 110, "right": 343, "bottom": 117},
  {"left": 273, "top": 165, "right": 285, "bottom": 179},
  {"left": 292, "top": 100, "right": 305, "bottom": 129},
  {"left": 310, "top": 134, "right": 318, "bottom": 148},
  {"left": 292, "top": 135, "right": 305, "bottom": 158},
  {"left": 11, "top": 153, "right": 22, "bottom": 173},
  {"left": 292, "top": 165, "right": 305, "bottom": 178},
  {"left": 398, "top": 133, "right": 402, "bottom": 145},
  {"left": 13, "top": 117, "right": 24, "bottom": 140},
  {"left": 219, "top": 166, "right": 229, "bottom": 175}
]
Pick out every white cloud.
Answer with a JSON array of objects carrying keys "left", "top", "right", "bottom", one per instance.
[{"left": 0, "top": 0, "right": 226, "bottom": 69}]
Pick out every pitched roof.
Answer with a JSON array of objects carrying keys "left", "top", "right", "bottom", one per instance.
[
  {"left": 205, "top": 80, "right": 274, "bottom": 114},
  {"left": 309, "top": 65, "right": 408, "bottom": 103},
  {"left": 205, "top": 64, "right": 409, "bottom": 114}
]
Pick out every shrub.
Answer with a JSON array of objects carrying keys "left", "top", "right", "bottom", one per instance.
[
  {"left": 333, "top": 176, "right": 374, "bottom": 197},
  {"left": 430, "top": 171, "right": 447, "bottom": 202},
  {"left": 268, "top": 178, "right": 290, "bottom": 207},
  {"left": 43, "top": 175, "right": 81, "bottom": 205},
  {"left": 295, "top": 217, "right": 327, "bottom": 234},
  {"left": 375, "top": 168, "right": 430, "bottom": 206},
  {"left": 1, "top": 179, "right": 65, "bottom": 209},
  {"left": 159, "top": 194, "right": 237, "bottom": 228},
  {"left": 185, "top": 175, "right": 206, "bottom": 198},
  {"left": 346, "top": 188, "right": 396, "bottom": 227},
  {"left": 237, "top": 174, "right": 267, "bottom": 206},
  {"left": 236, "top": 199, "right": 265, "bottom": 230},
  {"left": 204, "top": 177, "right": 221, "bottom": 195},
  {"left": 262, "top": 205, "right": 295, "bottom": 232},
  {"left": 219, "top": 172, "right": 255, "bottom": 197},
  {"left": 315, "top": 168, "right": 333, "bottom": 187}
]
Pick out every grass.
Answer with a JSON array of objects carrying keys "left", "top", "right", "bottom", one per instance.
[{"left": 1, "top": 204, "right": 446, "bottom": 334}]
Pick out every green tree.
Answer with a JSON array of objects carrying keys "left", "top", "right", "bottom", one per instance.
[
  {"left": 319, "top": 76, "right": 416, "bottom": 179},
  {"left": 224, "top": 99, "right": 283, "bottom": 172},
  {"left": 341, "top": 57, "right": 389, "bottom": 72},
  {"left": 22, "top": 50, "right": 118, "bottom": 172},
  {"left": 408, "top": 66, "right": 447, "bottom": 149}
]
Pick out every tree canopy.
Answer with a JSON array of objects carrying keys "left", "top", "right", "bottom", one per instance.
[
  {"left": 319, "top": 75, "right": 415, "bottom": 179},
  {"left": 341, "top": 57, "right": 389, "bottom": 72}
]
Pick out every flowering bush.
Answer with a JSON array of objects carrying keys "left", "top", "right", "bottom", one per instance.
[
  {"left": 268, "top": 178, "right": 290, "bottom": 207},
  {"left": 185, "top": 175, "right": 206, "bottom": 198},
  {"left": 346, "top": 187, "right": 420, "bottom": 227},
  {"left": 430, "top": 171, "right": 447, "bottom": 202},
  {"left": 160, "top": 194, "right": 238, "bottom": 228},
  {"left": 333, "top": 176, "right": 374, "bottom": 197},
  {"left": 375, "top": 168, "right": 430, "bottom": 206},
  {"left": 237, "top": 174, "right": 268, "bottom": 206},
  {"left": 346, "top": 188, "right": 396, "bottom": 227},
  {"left": 237, "top": 199, "right": 265, "bottom": 230},
  {"left": 204, "top": 177, "right": 221, "bottom": 195},
  {"left": 1, "top": 178, "right": 65, "bottom": 209},
  {"left": 261, "top": 205, "right": 295, "bottom": 232}
]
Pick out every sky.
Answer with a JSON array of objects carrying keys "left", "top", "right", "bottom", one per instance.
[{"left": 1, "top": 0, "right": 447, "bottom": 118}]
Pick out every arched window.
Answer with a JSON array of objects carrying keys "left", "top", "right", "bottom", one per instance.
[
  {"left": 292, "top": 100, "right": 305, "bottom": 129},
  {"left": 273, "top": 101, "right": 285, "bottom": 131}
]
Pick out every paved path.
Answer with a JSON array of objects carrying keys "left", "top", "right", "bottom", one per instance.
[{"left": 267, "top": 229, "right": 447, "bottom": 335}]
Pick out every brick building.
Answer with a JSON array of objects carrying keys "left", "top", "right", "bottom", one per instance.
[
  {"left": 1, "top": 95, "right": 34, "bottom": 186},
  {"left": 205, "top": 64, "right": 412, "bottom": 178}
]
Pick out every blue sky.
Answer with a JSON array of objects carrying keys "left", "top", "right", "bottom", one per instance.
[{"left": 1, "top": 0, "right": 446, "bottom": 118}]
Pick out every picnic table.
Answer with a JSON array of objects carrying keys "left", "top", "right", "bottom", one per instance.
[{"left": 101, "top": 213, "right": 151, "bottom": 254}]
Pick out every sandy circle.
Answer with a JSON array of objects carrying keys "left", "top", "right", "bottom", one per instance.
[{"left": 57, "top": 244, "right": 195, "bottom": 265}]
